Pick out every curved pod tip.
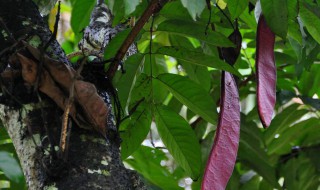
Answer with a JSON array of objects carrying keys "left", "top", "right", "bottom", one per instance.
[{"left": 256, "top": 15, "right": 276, "bottom": 128}]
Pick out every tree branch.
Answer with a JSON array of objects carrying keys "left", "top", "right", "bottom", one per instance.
[{"left": 106, "top": 0, "right": 169, "bottom": 79}]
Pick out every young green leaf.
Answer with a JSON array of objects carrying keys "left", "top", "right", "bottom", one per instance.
[
  {"left": 256, "top": 15, "right": 276, "bottom": 128},
  {"left": 155, "top": 105, "right": 201, "bottom": 180},
  {"left": 156, "top": 73, "right": 218, "bottom": 125},
  {"left": 202, "top": 72, "right": 240, "bottom": 190}
]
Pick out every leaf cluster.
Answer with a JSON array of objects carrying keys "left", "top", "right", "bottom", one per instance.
[{"left": 4, "top": 0, "right": 320, "bottom": 189}]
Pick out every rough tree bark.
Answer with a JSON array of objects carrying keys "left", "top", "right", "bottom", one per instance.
[{"left": 0, "top": 0, "right": 145, "bottom": 189}]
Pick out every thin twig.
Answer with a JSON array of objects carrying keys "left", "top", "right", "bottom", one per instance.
[
  {"left": 66, "top": 50, "right": 83, "bottom": 60},
  {"left": 205, "top": 0, "right": 212, "bottom": 35},
  {"left": 60, "top": 103, "right": 71, "bottom": 153},
  {"left": 59, "top": 58, "right": 86, "bottom": 159},
  {"left": 67, "top": 49, "right": 103, "bottom": 60},
  {"left": 106, "top": 0, "right": 168, "bottom": 80},
  {"left": 149, "top": 129, "right": 156, "bottom": 148},
  {"left": 215, "top": 3, "right": 234, "bottom": 30}
]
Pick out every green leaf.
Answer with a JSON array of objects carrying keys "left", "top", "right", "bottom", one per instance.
[
  {"left": 267, "top": 118, "right": 320, "bottom": 155},
  {"left": 287, "top": 0, "right": 302, "bottom": 44},
  {"left": 70, "top": 0, "right": 95, "bottom": 42},
  {"left": 239, "top": 7, "right": 257, "bottom": 30},
  {"left": 281, "top": 158, "right": 299, "bottom": 190},
  {"left": 160, "top": 1, "right": 193, "bottom": 21},
  {"left": 130, "top": 1, "right": 148, "bottom": 18},
  {"left": 121, "top": 105, "right": 151, "bottom": 159},
  {"left": 289, "top": 156, "right": 320, "bottom": 190},
  {"left": 298, "top": 62, "right": 320, "bottom": 96},
  {"left": 239, "top": 138, "right": 280, "bottom": 188},
  {"left": 108, "top": 0, "right": 125, "bottom": 25},
  {"left": 260, "top": 0, "right": 288, "bottom": 39},
  {"left": 128, "top": 74, "right": 152, "bottom": 109},
  {"left": 0, "top": 151, "right": 23, "bottom": 184},
  {"left": 299, "top": 2, "right": 320, "bottom": 44},
  {"left": 0, "top": 127, "right": 9, "bottom": 140},
  {"left": 124, "top": 0, "right": 140, "bottom": 15},
  {"left": 259, "top": 179, "right": 274, "bottom": 190},
  {"left": 180, "top": 0, "right": 206, "bottom": 20},
  {"left": 143, "top": 54, "right": 169, "bottom": 103},
  {"left": 179, "top": 61, "right": 212, "bottom": 92},
  {"left": 240, "top": 175, "right": 260, "bottom": 190},
  {"left": 155, "top": 46, "right": 241, "bottom": 76},
  {"left": 238, "top": 115, "right": 280, "bottom": 188},
  {"left": 226, "top": 0, "right": 249, "bottom": 20},
  {"left": 125, "top": 146, "right": 182, "bottom": 189},
  {"left": 114, "top": 53, "right": 145, "bottom": 109},
  {"left": 264, "top": 104, "right": 309, "bottom": 145},
  {"left": 154, "top": 105, "right": 201, "bottom": 180},
  {"left": 0, "top": 143, "right": 15, "bottom": 154},
  {"left": 157, "top": 19, "right": 235, "bottom": 47},
  {"left": 156, "top": 73, "right": 217, "bottom": 124},
  {"left": 104, "top": 29, "right": 131, "bottom": 60}
]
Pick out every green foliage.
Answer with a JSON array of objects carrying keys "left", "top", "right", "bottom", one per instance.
[
  {"left": 4, "top": 0, "right": 320, "bottom": 189},
  {"left": 260, "top": 0, "right": 288, "bottom": 39},
  {"left": 157, "top": 19, "right": 235, "bottom": 47},
  {"left": 0, "top": 152, "right": 24, "bottom": 184},
  {"left": 126, "top": 146, "right": 183, "bottom": 189},
  {"left": 156, "top": 73, "right": 217, "bottom": 124},
  {"left": 70, "top": 0, "right": 95, "bottom": 42},
  {"left": 154, "top": 105, "right": 201, "bottom": 180},
  {"left": 120, "top": 103, "right": 152, "bottom": 159},
  {"left": 180, "top": 0, "right": 206, "bottom": 20},
  {"left": 226, "top": 0, "right": 249, "bottom": 20},
  {"left": 0, "top": 128, "right": 26, "bottom": 190},
  {"left": 299, "top": 2, "right": 320, "bottom": 44}
]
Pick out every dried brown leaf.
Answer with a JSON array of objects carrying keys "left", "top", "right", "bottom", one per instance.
[
  {"left": 20, "top": 42, "right": 108, "bottom": 137},
  {"left": 16, "top": 53, "right": 37, "bottom": 86}
]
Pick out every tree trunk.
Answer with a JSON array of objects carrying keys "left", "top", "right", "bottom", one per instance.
[{"left": 0, "top": 1, "right": 145, "bottom": 189}]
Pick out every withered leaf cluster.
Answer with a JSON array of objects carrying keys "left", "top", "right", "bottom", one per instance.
[{"left": 14, "top": 42, "right": 108, "bottom": 137}]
